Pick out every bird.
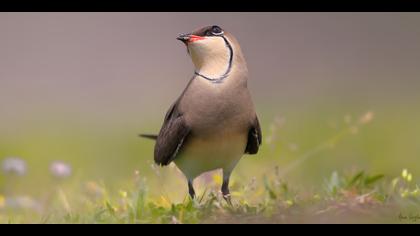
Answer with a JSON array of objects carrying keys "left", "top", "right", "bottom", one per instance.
[{"left": 140, "top": 25, "right": 262, "bottom": 201}]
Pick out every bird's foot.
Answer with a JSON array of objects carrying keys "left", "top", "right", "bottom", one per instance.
[
  {"left": 222, "top": 192, "right": 232, "bottom": 206},
  {"left": 188, "top": 180, "right": 196, "bottom": 200},
  {"left": 189, "top": 190, "right": 196, "bottom": 200}
]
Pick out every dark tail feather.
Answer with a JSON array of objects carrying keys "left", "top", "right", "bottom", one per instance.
[{"left": 139, "top": 134, "right": 158, "bottom": 140}]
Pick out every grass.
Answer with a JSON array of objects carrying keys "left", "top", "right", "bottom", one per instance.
[
  {"left": 1, "top": 108, "right": 420, "bottom": 224},
  {"left": 1, "top": 167, "right": 418, "bottom": 223}
]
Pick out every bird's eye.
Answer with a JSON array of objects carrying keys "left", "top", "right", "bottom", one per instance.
[{"left": 211, "top": 25, "right": 223, "bottom": 35}]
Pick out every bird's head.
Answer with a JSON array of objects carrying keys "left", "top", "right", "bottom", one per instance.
[{"left": 177, "top": 25, "right": 244, "bottom": 81}]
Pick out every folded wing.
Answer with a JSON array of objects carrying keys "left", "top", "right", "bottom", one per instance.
[
  {"left": 154, "top": 101, "right": 190, "bottom": 166},
  {"left": 245, "top": 116, "right": 262, "bottom": 155}
]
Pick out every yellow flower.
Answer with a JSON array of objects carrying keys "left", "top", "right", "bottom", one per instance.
[
  {"left": 0, "top": 195, "right": 5, "bottom": 208},
  {"left": 238, "top": 199, "right": 249, "bottom": 206},
  {"left": 119, "top": 190, "right": 128, "bottom": 198},
  {"left": 156, "top": 196, "right": 172, "bottom": 208},
  {"left": 401, "top": 189, "right": 410, "bottom": 198},
  {"left": 407, "top": 174, "right": 413, "bottom": 182},
  {"left": 411, "top": 189, "right": 420, "bottom": 197},
  {"left": 402, "top": 169, "right": 408, "bottom": 179},
  {"left": 212, "top": 174, "right": 222, "bottom": 185},
  {"left": 231, "top": 191, "right": 242, "bottom": 197}
]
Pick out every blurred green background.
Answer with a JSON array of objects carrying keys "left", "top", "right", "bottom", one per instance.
[{"left": 1, "top": 13, "right": 420, "bottom": 203}]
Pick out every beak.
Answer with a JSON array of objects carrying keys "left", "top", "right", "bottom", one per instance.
[
  {"left": 177, "top": 33, "right": 191, "bottom": 44},
  {"left": 177, "top": 33, "right": 205, "bottom": 44}
]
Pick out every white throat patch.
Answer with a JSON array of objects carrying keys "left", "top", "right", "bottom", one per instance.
[{"left": 188, "top": 36, "right": 233, "bottom": 83}]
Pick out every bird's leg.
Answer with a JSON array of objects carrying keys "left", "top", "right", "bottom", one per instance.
[
  {"left": 188, "top": 179, "right": 196, "bottom": 199},
  {"left": 221, "top": 171, "right": 232, "bottom": 205}
]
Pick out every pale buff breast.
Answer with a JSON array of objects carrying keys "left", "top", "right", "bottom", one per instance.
[{"left": 174, "top": 129, "right": 248, "bottom": 180}]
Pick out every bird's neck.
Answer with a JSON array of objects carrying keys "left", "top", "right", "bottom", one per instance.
[{"left": 193, "top": 52, "right": 232, "bottom": 81}]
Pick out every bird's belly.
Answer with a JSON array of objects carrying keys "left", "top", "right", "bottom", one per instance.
[{"left": 174, "top": 131, "right": 248, "bottom": 180}]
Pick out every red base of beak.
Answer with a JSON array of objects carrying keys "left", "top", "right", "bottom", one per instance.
[{"left": 188, "top": 35, "right": 205, "bottom": 43}]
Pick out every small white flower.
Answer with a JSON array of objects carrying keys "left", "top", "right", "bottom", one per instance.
[
  {"left": 50, "top": 161, "right": 72, "bottom": 179},
  {"left": 1, "top": 157, "right": 27, "bottom": 176}
]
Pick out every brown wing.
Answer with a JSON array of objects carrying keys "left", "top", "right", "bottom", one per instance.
[
  {"left": 154, "top": 99, "right": 190, "bottom": 166},
  {"left": 245, "top": 116, "right": 262, "bottom": 155},
  {"left": 152, "top": 78, "right": 196, "bottom": 166}
]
